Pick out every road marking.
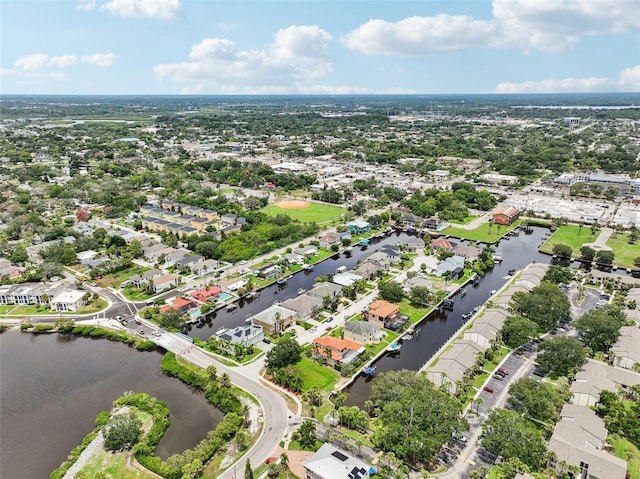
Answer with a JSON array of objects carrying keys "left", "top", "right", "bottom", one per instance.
[{"left": 457, "top": 455, "right": 476, "bottom": 466}]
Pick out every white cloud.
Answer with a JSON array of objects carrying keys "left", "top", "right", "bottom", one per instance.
[
  {"left": 0, "top": 67, "right": 13, "bottom": 76},
  {"left": 100, "top": 0, "right": 182, "bottom": 20},
  {"left": 493, "top": 0, "right": 640, "bottom": 52},
  {"left": 493, "top": 65, "right": 640, "bottom": 93},
  {"left": 343, "top": 15, "right": 499, "bottom": 55},
  {"left": 14, "top": 53, "right": 118, "bottom": 71},
  {"left": 81, "top": 53, "right": 118, "bottom": 67},
  {"left": 618, "top": 65, "right": 640, "bottom": 91},
  {"left": 344, "top": 0, "right": 640, "bottom": 56},
  {"left": 15, "top": 53, "right": 50, "bottom": 71},
  {"left": 154, "top": 25, "right": 335, "bottom": 93},
  {"left": 494, "top": 77, "right": 612, "bottom": 93},
  {"left": 76, "top": 0, "right": 97, "bottom": 11}
]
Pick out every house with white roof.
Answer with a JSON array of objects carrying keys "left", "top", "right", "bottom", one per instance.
[
  {"left": 611, "top": 326, "right": 640, "bottom": 369},
  {"left": 50, "top": 290, "right": 86, "bottom": 312},
  {"left": 303, "top": 443, "right": 372, "bottom": 479}
]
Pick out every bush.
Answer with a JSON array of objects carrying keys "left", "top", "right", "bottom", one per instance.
[
  {"left": 34, "top": 324, "right": 55, "bottom": 332},
  {"left": 20, "top": 323, "right": 33, "bottom": 330},
  {"left": 104, "top": 411, "right": 143, "bottom": 452}
]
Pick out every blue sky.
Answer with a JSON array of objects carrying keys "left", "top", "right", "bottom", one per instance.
[{"left": 1, "top": 0, "right": 639, "bottom": 95}]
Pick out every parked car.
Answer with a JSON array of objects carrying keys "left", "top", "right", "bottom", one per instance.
[
  {"left": 135, "top": 320, "right": 142, "bottom": 325},
  {"left": 493, "top": 374, "right": 504, "bottom": 381},
  {"left": 533, "top": 367, "right": 546, "bottom": 377},
  {"left": 495, "top": 370, "right": 506, "bottom": 377},
  {"left": 497, "top": 368, "right": 509, "bottom": 375},
  {"left": 263, "top": 338, "right": 271, "bottom": 344},
  {"left": 483, "top": 386, "right": 494, "bottom": 393},
  {"left": 326, "top": 316, "right": 334, "bottom": 323}
]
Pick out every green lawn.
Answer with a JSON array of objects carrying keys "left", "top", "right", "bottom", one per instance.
[
  {"left": 605, "top": 233, "right": 639, "bottom": 269},
  {"left": 444, "top": 220, "right": 521, "bottom": 243},
  {"left": 122, "top": 286, "right": 156, "bottom": 301},
  {"left": 539, "top": 224, "right": 598, "bottom": 256},
  {"left": 610, "top": 436, "right": 640, "bottom": 479},
  {"left": 96, "top": 266, "right": 150, "bottom": 289},
  {"left": 398, "top": 300, "right": 431, "bottom": 324},
  {"left": 447, "top": 215, "right": 478, "bottom": 225},
  {"left": 296, "top": 356, "right": 340, "bottom": 391},
  {"left": 260, "top": 202, "right": 346, "bottom": 224}
]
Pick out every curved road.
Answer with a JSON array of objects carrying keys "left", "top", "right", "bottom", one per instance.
[{"left": 153, "top": 331, "right": 290, "bottom": 478}]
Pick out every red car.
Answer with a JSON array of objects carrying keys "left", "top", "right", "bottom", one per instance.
[
  {"left": 497, "top": 368, "right": 509, "bottom": 375},
  {"left": 483, "top": 386, "right": 494, "bottom": 393}
]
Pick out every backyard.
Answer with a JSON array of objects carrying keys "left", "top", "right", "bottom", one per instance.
[
  {"left": 444, "top": 220, "right": 521, "bottom": 243},
  {"left": 260, "top": 202, "right": 346, "bottom": 224}
]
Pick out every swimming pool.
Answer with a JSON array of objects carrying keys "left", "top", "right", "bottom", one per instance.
[
  {"left": 190, "top": 308, "right": 201, "bottom": 319},
  {"left": 219, "top": 292, "right": 232, "bottom": 301}
]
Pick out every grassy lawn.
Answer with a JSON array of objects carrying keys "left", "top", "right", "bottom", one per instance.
[
  {"left": 260, "top": 202, "right": 346, "bottom": 224},
  {"left": 287, "top": 439, "right": 322, "bottom": 452},
  {"left": 539, "top": 224, "right": 597, "bottom": 256},
  {"left": 447, "top": 214, "right": 478, "bottom": 225},
  {"left": 610, "top": 435, "right": 640, "bottom": 479},
  {"left": 398, "top": 300, "right": 431, "bottom": 324},
  {"left": 75, "top": 298, "right": 108, "bottom": 314},
  {"left": 297, "top": 356, "right": 340, "bottom": 391},
  {"left": 606, "top": 233, "right": 639, "bottom": 269},
  {"left": 11, "top": 304, "right": 53, "bottom": 314},
  {"left": 122, "top": 286, "right": 156, "bottom": 301},
  {"left": 444, "top": 220, "right": 521, "bottom": 243},
  {"left": 77, "top": 449, "right": 156, "bottom": 479},
  {"left": 0, "top": 305, "right": 17, "bottom": 314},
  {"left": 96, "top": 266, "right": 150, "bottom": 290}
]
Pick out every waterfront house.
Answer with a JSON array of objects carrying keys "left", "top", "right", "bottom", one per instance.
[
  {"left": 435, "top": 255, "right": 465, "bottom": 279},
  {"left": 160, "top": 297, "right": 198, "bottom": 313},
  {"left": 312, "top": 336, "right": 365, "bottom": 366},
  {"left": 402, "top": 276, "right": 432, "bottom": 294},
  {"left": 452, "top": 245, "right": 481, "bottom": 262},
  {"left": 283, "top": 253, "right": 304, "bottom": 265},
  {"left": 308, "top": 282, "right": 342, "bottom": 301},
  {"left": 492, "top": 205, "right": 519, "bottom": 225},
  {"left": 430, "top": 237, "right": 454, "bottom": 252},
  {"left": 348, "top": 220, "right": 371, "bottom": 234},
  {"left": 190, "top": 285, "right": 223, "bottom": 303},
  {"left": 294, "top": 245, "right": 318, "bottom": 257},
  {"left": 367, "top": 300, "right": 399, "bottom": 329},
  {"left": 318, "top": 231, "right": 341, "bottom": 249},
  {"left": 250, "top": 305, "right": 297, "bottom": 335},
  {"left": 281, "top": 294, "right": 322, "bottom": 321},
  {"left": 217, "top": 277, "right": 247, "bottom": 293},
  {"left": 424, "top": 216, "right": 447, "bottom": 232},
  {"left": 218, "top": 324, "right": 264, "bottom": 347},
  {"left": 343, "top": 320, "right": 382, "bottom": 344},
  {"left": 425, "top": 340, "right": 485, "bottom": 394}
]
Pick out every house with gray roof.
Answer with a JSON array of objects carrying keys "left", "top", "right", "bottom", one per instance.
[
  {"left": 294, "top": 245, "right": 318, "bottom": 257},
  {"left": 435, "top": 255, "right": 465, "bottom": 278},
  {"left": 308, "top": 282, "right": 342, "bottom": 301},
  {"left": 402, "top": 276, "right": 431, "bottom": 293},
  {"left": 218, "top": 324, "right": 264, "bottom": 347},
  {"left": 281, "top": 294, "right": 322, "bottom": 321},
  {"left": 548, "top": 404, "right": 627, "bottom": 479},
  {"left": 571, "top": 359, "right": 640, "bottom": 407},
  {"left": 344, "top": 320, "right": 382, "bottom": 344},
  {"left": 463, "top": 321, "right": 498, "bottom": 349},
  {"left": 474, "top": 308, "right": 510, "bottom": 330},
  {"left": 611, "top": 326, "right": 640, "bottom": 369},
  {"left": 425, "top": 340, "right": 485, "bottom": 394},
  {"left": 249, "top": 305, "right": 297, "bottom": 335}
]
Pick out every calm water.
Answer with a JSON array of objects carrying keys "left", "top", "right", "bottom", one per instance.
[
  {"left": 0, "top": 332, "right": 223, "bottom": 479},
  {"left": 345, "top": 226, "right": 551, "bottom": 406},
  {"left": 187, "top": 231, "right": 418, "bottom": 340}
]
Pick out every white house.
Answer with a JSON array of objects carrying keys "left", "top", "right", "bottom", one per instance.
[
  {"left": 303, "top": 443, "right": 372, "bottom": 479},
  {"left": 50, "top": 290, "right": 86, "bottom": 312}
]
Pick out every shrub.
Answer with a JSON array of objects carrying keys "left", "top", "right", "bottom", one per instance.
[
  {"left": 20, "top": 323, "right": 33, "bottom": 330},
  {"left": 34, "top": 324, "right": 55, "bottom": 332}
]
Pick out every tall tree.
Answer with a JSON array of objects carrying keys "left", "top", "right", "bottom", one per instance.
[
  {"left": 572, "top": 305, "right": 625, "bottom": 353},
  {"left": 265, "top": 338, "right": 302, "bottom": 371},
  {"left": 480, "top": 409, "right": 547, "bottom": 470},
  {"left": 508, "top": 378, "right": 569, "bottom": 424},
  {"left": 501, "top": 316, "right": 539, "bottom": 348},
  {"left": 370, "top": 370, "right": 467, "bottom": 463},
  {"left": 537, "top": 337, "right": 586, "bottom": 377},
  {"left": 552, "top": 243, "right": 572, "bottom": 259},
  {"left": 512, "top": 283, "right": 570, "bottom": 332}
]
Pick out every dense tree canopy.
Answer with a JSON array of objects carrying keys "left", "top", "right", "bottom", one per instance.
[
  {"left": 480, "top": 409, "right": 548, "bottom": 470},
  {"left": 501, "top": 315, "right": 540, "bottom": 348},
  {"left": 511, "top": 283, "right": 570, "bottom": 332},
  {"left": 572, "top": 305, "right": 625, "bottom": 353},
  {"left": 542, "top": 265, "right": 573, "bottom": 285},
  {"left": 369, "top": 370, "right": 467, "bottom": 464},
  {"left": 378, "top": 280, "right": 405, "bottom": 303},
  {"left": 537, "top": 336, "right": 587, "bottom": 377},
  {"left": 507, "top": 378, "right": 569, "bottom": 424},
  {"left": 104, "top": 411, "right": 142, "bottom": 452},
  {"left": 265, "top": 338, "right": 302, "bottom": 371}
]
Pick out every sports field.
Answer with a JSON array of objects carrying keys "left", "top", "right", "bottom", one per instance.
[{"left": 260, "top": 200, "right": 346, "bottom": 224}]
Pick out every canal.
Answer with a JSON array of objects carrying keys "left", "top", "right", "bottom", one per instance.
[
  {"left": 0, "top": 332, "right": 224, "bottom": 479},
  {"left": 186, "top": 230, "right": 420, "bottom": 340},
  {"left": 344, "top": 226, "right": 551, "bottom": 407}
]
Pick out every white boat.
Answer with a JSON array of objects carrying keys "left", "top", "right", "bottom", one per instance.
[
  {"left": 215, "top": 328, "right": 228, "bottom": 336},
  {"left": 302, "top": 264, "right": 314, "bottom": 271},
  {"left": 489, "top": 289, "right": 497, "bottom": 296},
  {"left": 297, "top": 288, "right": 306, "bottom": 295},
  {"left": 401, "top": 334, "right": 413, "bottom": 341},
  {"left": 387, "top": 342, "right": 401, "bottom": 352},
  {"left": 273, "top": 300, "right": 281, "bottom": 306},
  {"left": 245, "top": 317, "right": 253, "bottom": 323},
  {"left": 492, "top": 255, "right": 503, "bottom": 262},
  {"left": 226, "top": 303, "right": 237, "bottom": 311}
]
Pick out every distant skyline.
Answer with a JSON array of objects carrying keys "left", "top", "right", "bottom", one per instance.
[{"left": 1, "top": 0, "right": 639, "bottom": 95}]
